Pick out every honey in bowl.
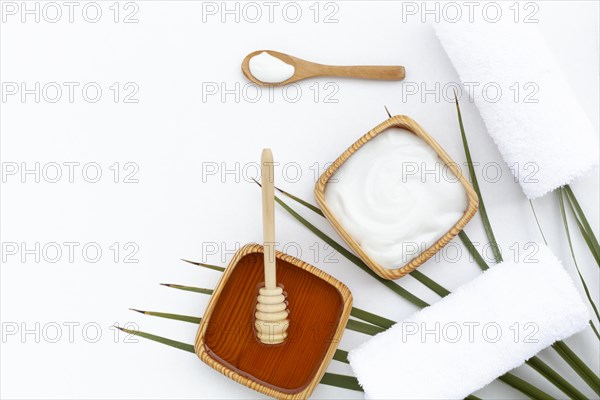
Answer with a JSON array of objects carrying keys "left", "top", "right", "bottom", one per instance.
[{"left": 195, "top": 244, "right": 352, "bottom": 399}]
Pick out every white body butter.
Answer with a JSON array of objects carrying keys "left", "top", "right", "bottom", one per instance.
[
  {"left": 324, "top": 128, "right": 468, "bottom": 268},
  {"left": 249, "top": 52, "right": 295, "bottom": 83}
]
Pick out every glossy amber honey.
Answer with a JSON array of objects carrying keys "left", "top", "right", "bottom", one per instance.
[{"left": 195, "top": 244, "right": 352, "bottom": 399}]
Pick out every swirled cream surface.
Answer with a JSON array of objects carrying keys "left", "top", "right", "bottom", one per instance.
[
  {"left": 324, "top": 128, "right": 468, "bottom": 268},
  {"left": 249, "top": 52, "right": 295, "bottom": 83}
]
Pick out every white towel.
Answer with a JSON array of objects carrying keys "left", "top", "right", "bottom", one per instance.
[
  {"left": 434, "top": 21, "right": 598, "bottom": 199},
  {"left": 348, "top": 244, "right": 589, "bottom": 399}
]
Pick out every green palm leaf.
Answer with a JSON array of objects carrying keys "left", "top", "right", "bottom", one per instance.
[
  {"left": 558, "top": 188, "right": 600, "bottom": 330},
  {"left": 563, "top": 185, "right": 600, "bottom": 266},
  {"left": 453, "top": 93, "right": 502, "bottom": 263}
]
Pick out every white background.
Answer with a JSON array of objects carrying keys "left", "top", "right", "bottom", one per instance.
[{"left": 1, "top": 1, "right": 599, "bottom": 399}]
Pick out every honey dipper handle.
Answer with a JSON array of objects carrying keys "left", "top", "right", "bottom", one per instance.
[{"left": 261, "top": 148, "right": 277, "bottom": 290}]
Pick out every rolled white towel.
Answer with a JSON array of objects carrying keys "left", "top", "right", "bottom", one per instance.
[
  {"left": 348, "top": 244, "right": 589, "bottom": 399},
  {"left": 434, "top": 21, "right": 598, "bottom": 199}
]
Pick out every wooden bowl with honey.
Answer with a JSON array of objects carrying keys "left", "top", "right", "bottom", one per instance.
[{"left": 194, "top": 244, "right": 352, "bottom": 400}]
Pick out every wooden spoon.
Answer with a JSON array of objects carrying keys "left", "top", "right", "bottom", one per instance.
[{"left": 242, "top": 50, "right": 405, "bottom": 86}]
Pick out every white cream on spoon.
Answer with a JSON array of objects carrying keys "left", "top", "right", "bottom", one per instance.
[
  {"left": 248, "top": 51, "right": 295, "bottom": 84},
  {"left": 324, "top": 128, "right": 469, "bottom": 269}
]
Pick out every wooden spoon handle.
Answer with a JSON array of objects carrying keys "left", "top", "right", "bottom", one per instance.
[
  {"left": 319, "top": 65, "right": 405, "bottom": 80},
  {"left": 261, "top": 148, "right": 276, "bottom": 290}
]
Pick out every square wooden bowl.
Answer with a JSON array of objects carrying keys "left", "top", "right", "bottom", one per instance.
[
  {"left": 194, "top": 243, "right": 352, "bottom": 400},
  {"left": 314, "top": 115, "right": 479, "bottom": 280}
]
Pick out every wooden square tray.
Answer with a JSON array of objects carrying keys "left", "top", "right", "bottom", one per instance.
[
  {"left": 314, "top": 115, "right": 479, "bottom": 280},
  {"left": 195, "top": 244, "right": 352, "bottom": 399}
]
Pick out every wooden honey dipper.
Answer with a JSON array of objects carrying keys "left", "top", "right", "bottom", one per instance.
[{"left": 254, "top": 149, "right": 289, "bottom": 345}]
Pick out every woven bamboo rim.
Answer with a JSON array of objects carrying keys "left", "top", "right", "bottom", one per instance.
[
  {"left": 314, "top": 115, "right": 479, "bottom": 280},
  {"left": 194, "top": 243, "right": 353, "bottom": 400}
]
